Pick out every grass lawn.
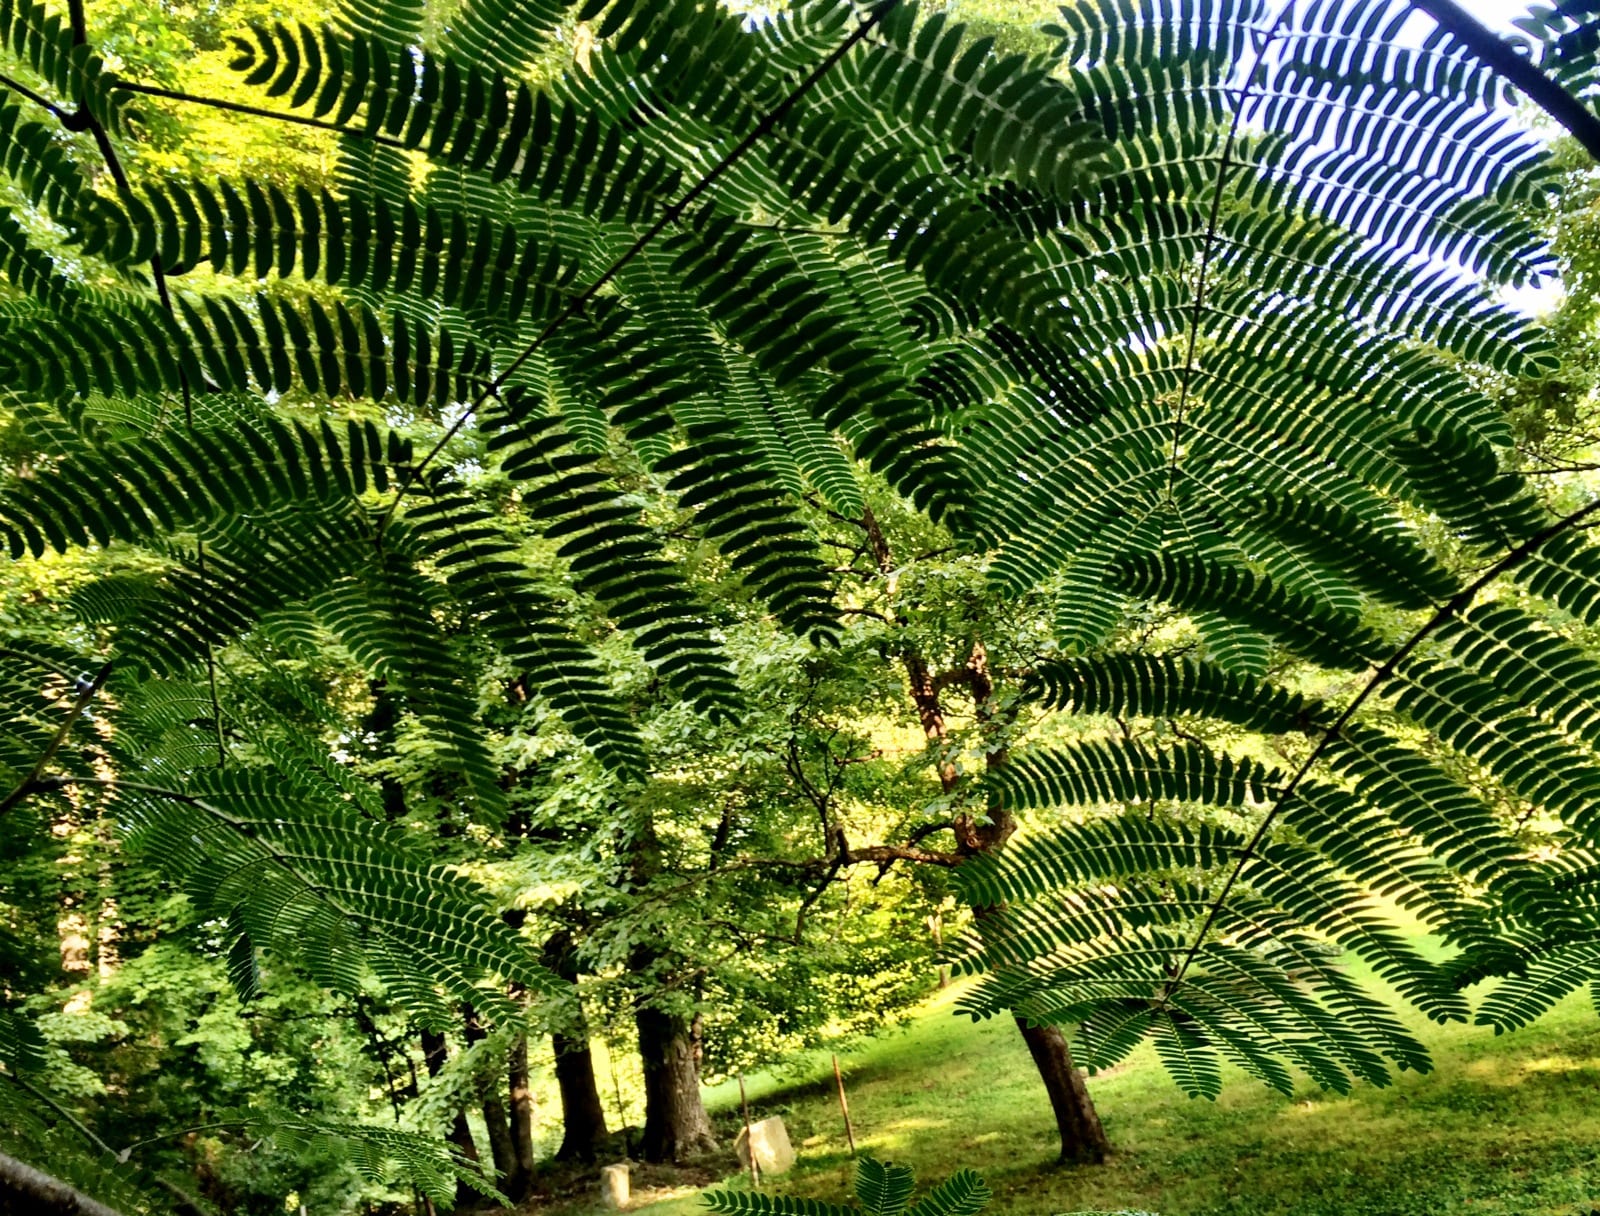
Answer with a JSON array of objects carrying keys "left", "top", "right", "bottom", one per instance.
[{"left": 555, "top": 983, "right": 1600, "bottom": 1216}]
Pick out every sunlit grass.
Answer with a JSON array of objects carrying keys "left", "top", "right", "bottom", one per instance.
[{"left": 550, "top": 978, "right": 1600, "bottom": 1216}]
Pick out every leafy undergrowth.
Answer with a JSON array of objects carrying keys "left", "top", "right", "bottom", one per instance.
[{"left": 526, "top": 983, "right": 1600, "bottom": 1216}]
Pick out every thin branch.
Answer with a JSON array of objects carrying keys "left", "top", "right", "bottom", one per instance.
[
  {"left": 793, "top": 849, "right": 844, "bottom": 942},
  {"left": 66, "top": 1, "right": 227, "bottom": 767},
  {"left": 1522, "top": 461, "right": 1600, "bottom": 475},
  {"left": 1408, "top": 0, "right": 1600, "bottom": 163},
  {"left": 4, "top": 1073, "right": 207, "bottom": 1214},
  {"left": 374, "top": 0, "right": 895, "bottom": 533},
  {"left": 6, "top": 1072, "right": 117, "bottom": 1159},
  {"left": 838, "top": 606, "right": 892, "bottom": 622},
  {"left": 1165, "top": 0, "right": 1296, "bottom": 498},
  {"left": 0, "top": 662, "right": 109, "bottom": 819},
  {"left": 110, "top": 79, "right": 408, "bottom": 149},
  {"left": 904, "top": 820, "right": 955, "bottom": 846},
  {"left": 839, "top": 834, "right": 962, "bottom": 868},
  {"left": 1157, "top": 493, "right": 1600, "bottom": 1009},
  {"left": 117, "top": 1121, "right": 250, "bottom": 1154},
  {"left": 0, "top": 72, "right": 68, "bottom": 120},
  {"left": 737, "top": 222, "right": 846, "bottom": 236}
]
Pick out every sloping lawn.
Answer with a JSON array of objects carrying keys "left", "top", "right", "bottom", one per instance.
[{"left": 556, "top": 984, "right": 1600, "bottom": 1216}]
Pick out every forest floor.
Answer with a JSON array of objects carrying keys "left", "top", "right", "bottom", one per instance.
[{"left": 524, "top": 981, "right": 1600, "bottom": 1216}]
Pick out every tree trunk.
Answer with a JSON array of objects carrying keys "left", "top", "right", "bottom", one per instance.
[
  {"left": 421, "top": 1029, "right": 484, "bottom": 1210},
  {"left": 0, "top": 1148, "right": 127, "bottom": 1216},
  {"left": 506, "top": 1034, "right": 536, "bottom": 1200},
  {"left": 480, "top": 1091, "right": 517, "bottom": 1188},
  {"left": 552, "top": 1028, "right": 609, "bottom": 1161},
  {"left": 635, "top": 1001, "right": 718, "bottom": 1162},
  {"left": 543, "top": 929, "right": 610, "bottom": 1161},
  {"left": 1015, "top": 1018, "right": 1110, "bottom": 1164},
  {"left": 460, "top": 1009, "right": 517, "bottom": 1193},
  {"left": 861, "top": 505, "right": 1111, "bottom": 1165}
]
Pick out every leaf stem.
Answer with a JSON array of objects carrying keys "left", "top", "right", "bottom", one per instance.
[
  {"left": 1157, "top": 493, "right": 1600, "bottom": 1009},
  {"left": 0, "top": 662, "right": 109, "bottom": 820},
  {"left": 66, "top": 0, "right": 226, "bottom": 766},
  {"left": 374, "top": 0, "right": 899, "bottom": 533},
  {"left": 109, "top": 79, "right": 408, "bottom": 150}
]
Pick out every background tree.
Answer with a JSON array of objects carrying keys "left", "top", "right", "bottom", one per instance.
[{"left": 5, "top": 0, "right": 1600, "bottom": 1213}]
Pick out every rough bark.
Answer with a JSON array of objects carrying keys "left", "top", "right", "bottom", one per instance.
[
  {"left": 552, "top": 1027, "right": 610, "bottom": 1161},
  {"left": 1015, "top": 1018, "right": 1111, "bottom": 1164},
  {"left": 460, "top": 1008, "right": 517, "bottom": 1193},
  {"left": 480, "top": 1090, "right": 517, "bottom": 1187},
  {"left": 421, "top": 1028, "right": 484, "bottom": 1210},
  {"left": 506, "top": 1033, "right": 536, "bottom": 1200},
  {"left": 626, "top": 821, "right": 717, "bottom": 1163},
  {"left": 544, "top": 931, "right": 609, "bottom": 1162},
  {"left": 634, "top": 999, "right": 718, "bottom": 1162},
  {"left": 862, "top": 504, "right": 1111, "bottom": 1165},
  {"left": 0, "top": 1148, "right": 127, "bottom": 1216}
]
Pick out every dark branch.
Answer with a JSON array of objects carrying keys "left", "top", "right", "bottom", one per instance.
[
  {"left": 110, "top": 79, "right": 409, "bottom": 149},
  {"left": 1158, "top": 493, "right": 1600, "bottom": 1009},
  {"left": 0, "top": 72, "right": 68, "bottom": 120},
  {"left": 1166, "top": 0, "right": 1294, "bottom": 497},
  {"left": 1408, "top": 0, "right": 1600, "bottom": 163},
  {"left": 376, "top": 0, "right": 896, "bottom": 532},
  {"left": 0, "top": 662, "right": 109, "bottom": 819},
  {"left": 839, "top": 840, "right": 962, "bottom": 868},
  {"left": 67, "top": 0, "right": 226, "bottom": 767},
  {"left": 0, "top": 1147, "right": 128, "bottom": 1216}
]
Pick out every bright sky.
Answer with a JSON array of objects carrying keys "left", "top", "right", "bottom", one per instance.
[{"left": 1451, "top": 0, "right": 1570, "bottom": 313}]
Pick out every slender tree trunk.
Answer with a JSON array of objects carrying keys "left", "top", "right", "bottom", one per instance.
[
  {"left": 862, "top": 504, "right": 1111, "bottom": 1165},
  {"left": 480, "top": 1092, "right": 517, "bottom": 1190},
  {"left": 542, "top": 929, "right": 609, "bottom": 1160},
  {"left": 421, "top": 1029, "right": 484, "bottom": 1210},
  {"left": 506, "top": 1033, "right": 536, "bottom": 1199},
  {"left": 1015, "top": 1018, "right": 1110, "bottom": 1164},
  {"left": 462, "top": 1008, "right": 517, "bottom": 1191},
  {"left": 552, "top": 1027, "right": 610, "bottom": 1161},
  {"left": 634, "top": 999, "right": 718, "bottom": 1162}
]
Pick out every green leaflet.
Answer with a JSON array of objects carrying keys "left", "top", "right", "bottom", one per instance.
[
  {"left": 957, "top": 810, "right": 1246, "bottom": 908},
  {"left": 704, "top": 1158, "right": 993, "bottom": 1216},
  {"left": 480, "top": 390, "right": 773, "bottom": 701},
  {"left": 994, "top": 737, "right": 1277, "bottom": 814},
  {"left": 0, "top": 1005, "right": 45, "bottom": 1072},
  {"left": 403, "top": 481, "right": 652, "bottom": 772},
  {"left": 115, "top": 769, "right": 554, "bottom": 1026},
  {"left": 0, "top": 0, "right": 124, "bottom": 131},
  {"left": 311, "top": 552, "right": 507, "bottom": 815},
  {"left": 1026, "top": 653, "right": 1316, "bottom": 734},
  {"left": 0, "top": 415, "right": 402, "bottom": 559},
  {"left": 76, "top": 183, "right": 574, "bottom": 335},
  {"left": 226, "top": 22, "right": 682, "bottom": 217},
  {"left": 268, "top": 1116, "right": 504, "bottom": 1208},
  {"left": 1110, "top": 550, "right": 1386, "bottom": 670}
]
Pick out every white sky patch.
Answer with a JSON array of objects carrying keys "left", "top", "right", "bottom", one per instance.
[
  {"left": 1468, "top": 0, "right": 1572, "bottom": 317},
  {"left": 1400, "top": 0, "right": 1573, "bottom": 316}
]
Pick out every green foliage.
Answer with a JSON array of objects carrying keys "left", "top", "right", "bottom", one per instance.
[
  {"left": 269, "top": 1116, "right": 507, "bottom": 1208},
  {"left": 3, "top": 0, "right": 1600, "bottom": 1204},
  {"left": 703, "top": 1157, "right": 993, "bottom": 1216},
  {"left": 111, "top": 767, "right": 554, "bottom": 1027}
]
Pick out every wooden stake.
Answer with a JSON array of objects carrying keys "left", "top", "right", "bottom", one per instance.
[
  {"left": 738, "top": 1074, "right": 760, "bottom": 1187},
  {"left": 832, "top": 1054, "right": 857, "bottom": 1155}
]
